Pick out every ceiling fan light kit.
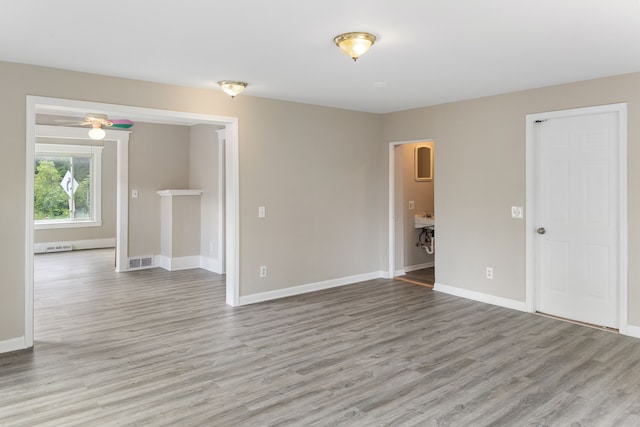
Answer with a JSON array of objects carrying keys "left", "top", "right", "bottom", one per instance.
[
  {"left": 218, "top": 81, "right": 248, "bottom": 98},
  {"left": 54, "top": 113, "right": 135, "bottom": 140},
  {"left": 334, "top": 32, "right": 376, "bottom": 61},
  {"left": 88, "top": 123, "right": 106, "bottom": 140}
]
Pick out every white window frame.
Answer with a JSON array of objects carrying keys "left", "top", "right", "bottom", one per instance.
[{"left": 34, "top": 143, "right": 103, "bottom": 230}]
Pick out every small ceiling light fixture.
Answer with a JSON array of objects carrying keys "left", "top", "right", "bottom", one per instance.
[
  {"left": 88, "top": 122, "right": 106, "bottom": 140},
  {"left": 334, "top": 32, "right": 377, "bottom": 61},
  {"left": 218, "top": 81, "right": 248, "bottom": 98}
]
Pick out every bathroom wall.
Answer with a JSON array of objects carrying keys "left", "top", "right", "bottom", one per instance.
[{"left": 402, "top": 142, "right": 435, "bottom": 270}]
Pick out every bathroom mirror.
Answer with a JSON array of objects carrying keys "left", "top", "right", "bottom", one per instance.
[{"left": 415, "top": 144, "right": 433, "bottom": 181}]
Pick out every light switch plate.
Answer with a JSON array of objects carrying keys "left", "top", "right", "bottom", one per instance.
[
  {"left": 131, "top": 189, "right": 138, "bottom": 199},
  {"left": 408, "top": 201, "right": 415, "bottom": 210},
  {"left": 258, "top": 206, "right": 266, "bottom": 218}
]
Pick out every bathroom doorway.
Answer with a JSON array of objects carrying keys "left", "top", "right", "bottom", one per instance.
[{"left": 388, "top": 139, "right": 435, "bottom": 287}]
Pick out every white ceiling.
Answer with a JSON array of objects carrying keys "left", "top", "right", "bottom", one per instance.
[{"left": 3, "top": 1, "right": 640, "bottom": 114}]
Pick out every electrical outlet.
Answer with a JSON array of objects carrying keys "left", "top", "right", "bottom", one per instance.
[
  {"left": 511, "top": 206, "right": 523, "bottom": 219},
  {"left": 259, "top": 265, "right": 267, "bottom": 278},
  {"left": 486, "top": 267, "right": 494, "bottom": 279}
]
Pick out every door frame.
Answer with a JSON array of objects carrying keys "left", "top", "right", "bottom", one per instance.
[
  {"left": 524, "top": 103, "right": 628, "bottom": 333},
  {"left": 387, "top": 138, "right": 435, "bottom": 278},
  {"left": 25, "top": 96, "right": 241, "bottom": 349}
]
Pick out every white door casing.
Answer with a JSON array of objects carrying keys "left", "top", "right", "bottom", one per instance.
[
  {"left": 24, "top": 96, "right": 241, "bottom": 350},
  {"left": 525, "top": 104, "right": 627, "bottom": 331}
]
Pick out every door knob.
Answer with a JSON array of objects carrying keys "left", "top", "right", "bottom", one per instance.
[{"left": 537, "top": 227, "right": 546, "bottom": 235}]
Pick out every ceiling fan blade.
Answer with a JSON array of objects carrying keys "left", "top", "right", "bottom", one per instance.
[
  {"left": 109, "top": 120, "right": 133, "bottom": 129},
  {"left": 53, "top": 119, "right": 92, "bottom": 126}
]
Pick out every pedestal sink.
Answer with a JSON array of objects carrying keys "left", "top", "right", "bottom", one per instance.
[{"left": 414, "top": 214, "right": 435, "bottom": 228}]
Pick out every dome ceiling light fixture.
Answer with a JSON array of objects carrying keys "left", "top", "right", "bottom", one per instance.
[
  {"left": 88, "top": 122, "right": 106, "bottom": 140},
  {"left": 218, "top": 81, "right": 248, "bottom": 98},
  {"left": 333, "top": 32, "right": 377, "bottom": 62}
]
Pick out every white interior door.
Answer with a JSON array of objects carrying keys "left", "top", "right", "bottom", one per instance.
[{"left": 535, "top": 110, "right": 620, "bottom": 328}]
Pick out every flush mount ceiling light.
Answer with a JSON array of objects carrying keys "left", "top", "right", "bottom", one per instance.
[
  {"left": 218, "top": 81, "right": 248, "bottom": 98},
  {"left": 333, "top": 32, "right": 377, "bottom": 61}
]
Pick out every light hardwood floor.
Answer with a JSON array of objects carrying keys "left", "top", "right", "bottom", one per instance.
[{"left": 2, "top": 249, "right": 640, "bottom": 426}]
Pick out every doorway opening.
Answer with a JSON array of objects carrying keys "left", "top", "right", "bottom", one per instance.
[
  {"left": 24, "top": 96, "right": 241, "bottom": 350},
  {"left": 388, "top": 139, "right": 436, "bottom": 288},
  {"left": 525, "top": 103, "right": 628, "bottom": 333}
]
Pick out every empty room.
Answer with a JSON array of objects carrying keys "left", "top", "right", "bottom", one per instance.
[{"left": 2, "top": 1, "right": 640, "bottom": 425}]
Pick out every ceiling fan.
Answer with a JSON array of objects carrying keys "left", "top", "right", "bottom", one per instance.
[{"left": 56, "top": 113, "right": 134, "bottom": 140}]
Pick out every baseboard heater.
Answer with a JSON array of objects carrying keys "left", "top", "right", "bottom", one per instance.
[{"left": 44, "top": 244, "right": 72, "bottom": 253}]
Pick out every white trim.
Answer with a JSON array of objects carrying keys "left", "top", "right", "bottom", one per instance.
[
  {"left": 155, "top": 255, "right": 202, "bottom": 271},
  {"left": 34, "top": 238, "right": 116, "bottom": 253},
  {"left": 115, "top": 131, "right": 129, "bottom": 273},
  {"left": 0, "top": 337, "right": 28, "bottom": 353},
  {"left": 35, "top": 130, "right": 104, "bottom": 229},
  {"left": 156, "top": 189, "right": 203, "bottom": 197},
  {"left": 23, "top": 96, "right": 241, "bottom": 353},
  {"left": 624, "top": 325, "right": 640, "bottom": 339},
  {"left": 525, "top": 103, "right": 628, "bottom": 330},
  {"left": 239, "top": 271, "right": 385, "bottom": 306},
  {"left": 404, "top": 261, "right": 435, "bottom": 272},
  {"left": 434, "top": 282, "right": 528, "bottom": 312},
  {"left": 225, "top": 122, "right": 240, "bottom": 306},
  {"left": 200, "top": 256, "right": 223, "bottom": 274},
  {"left": 25, "top": 108, "right": 36, "bottom": 348},
  {"left": 216, "top": 130, "right": 226, "bottom": 275},
  {"left": 395, "top": 269, "right": 406, "bottom": 277},
  {"left": 34, "top": 221, "right": 103, "bottom": 230},
  {"left": 387, "top": 139, "right": 435, "bottom": 279}
]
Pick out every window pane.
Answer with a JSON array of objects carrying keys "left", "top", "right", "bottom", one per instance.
[
  {"left": 34, "top": 154, "right": 93, "bottom": 222},
  {"left": 34, "top": 156, "right": 71, "bottom": 220},
  {"left": 73, "top": 156, "right": 91, "bottom": 220}
]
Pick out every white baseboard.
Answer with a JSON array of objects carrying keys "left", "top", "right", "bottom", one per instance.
[
  {"left": 239, "top": 271, "right": 385, "bottom": 306},
  {"left": 623, "top": 324, "right": 640, "bottom": 339},
  {"left": 404, "top": 261, "right": 435, "bottom": 273},
  {"left": 394, "top": 269, "right": 406, "bottom": 277},
  {"left": 155, "top": 255, "right": 201, "bottom": 271},
  {"left": 34, "top": 237, "right": 116, "bottom": 254},
  {"left": 380, "top": 270, "right": 393, "bottom": 279},
  {"left": 434, "top": 282, "right": 528, "bottom": 312},
  {"left": 200, "top": 256, "right": 223, "bottom": 274},
  {"left": 0, "top": 336, "right": 28, "bottom": 354}
]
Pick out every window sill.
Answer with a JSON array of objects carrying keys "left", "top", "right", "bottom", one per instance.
[{"left": 34, "top": 220, "right": 103, "bottom": 230}]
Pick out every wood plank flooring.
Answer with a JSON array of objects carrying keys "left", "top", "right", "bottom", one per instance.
[{"left": 2, "top": 249, "right": 640, "bottom": 426}]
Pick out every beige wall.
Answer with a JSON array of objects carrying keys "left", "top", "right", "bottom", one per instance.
[
  {"left": 237, "top": 96, "right": 383, "bottom": 295},
  {"left": 128, "top": 122, "right": 191, "bottom": 256},
  {"left": 382, "top": 73, "right": 640, "bottom": 324},
  {"left": 0, "top": 61, "right": 381, "bottom": 343},
  {"left": 401, "top": 142, "right": 435, "bottom": 268},
  {"left": 33, "top": 138, "right": 117, "bottom": 244},
  {"left": 4, "top": 59, "right": 639, "bottom": 346}
]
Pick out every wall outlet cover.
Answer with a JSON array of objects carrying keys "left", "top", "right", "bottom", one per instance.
[{"left": 511, "top": 206, "right": 523, "bottom": 219}]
